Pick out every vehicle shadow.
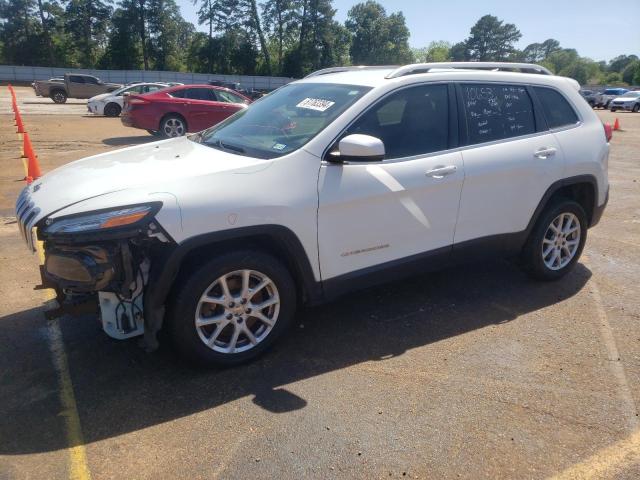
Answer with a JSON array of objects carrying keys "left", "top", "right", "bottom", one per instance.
[
  {"left": 0, "top": 259, "right": 591, "bottom": 454},
  {"left": 102, "top": 136, "right": 156, "bottom": 146}
]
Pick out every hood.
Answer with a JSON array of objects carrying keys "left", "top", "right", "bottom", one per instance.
[
  {"left": 89, "top": 92, "right": 112, "bottom": 102},
  {"left": 26, "top": 136, "right": 270, "bottom": 221},
  {"left": 612, "top": 96, "right": 636, "bottom": 102}
]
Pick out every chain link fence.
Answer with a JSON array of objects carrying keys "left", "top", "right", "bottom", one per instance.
[{"left": 0, "top": 65, "right": 294, "bottom": 90}]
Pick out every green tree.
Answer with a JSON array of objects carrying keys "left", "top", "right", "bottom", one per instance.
[
  {"left": 449, "top": 41, "right": 468, "bottom": 61},
  {"left": 63, "top": 0, "right": 113, "bottom": 67},
  {"left": 413, "top": 40, "right": 451, "bottom": 63},
  {"left": 146, "top": 0, "right": 193, "bottom": 71},
  {"left": 542, "top": 48, "right": 579, "bottom": 73},
  {"left": 0, "top": 0, "right": 46, "bottom": 65},
  {"left": 345, "top": 1, "right": 412, "bottom": 65},
  {"left": 463, "top": 15, "right": 521, "bottom": 61},
  {"left": 608, "top": 54, "right": 639, "bottom": 73},
  {"left": 99, "top": 6, "right": 143, "bottom": 68},
  {"left": 621, "top": 60, "right": 640, "bottom": 85},
  {"left": 262, "top": 0, "right": 300, "bottom": 74}
]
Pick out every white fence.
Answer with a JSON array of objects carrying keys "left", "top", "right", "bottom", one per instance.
[{"left": 0, "top": 65, "right": 294, "bottom": 90}]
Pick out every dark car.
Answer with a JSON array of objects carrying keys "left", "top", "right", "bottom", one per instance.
[
  {"left": 121, "top": 84, "right": 251, "bottom": 137},
  {"left": 579, "top": 89, "right": 597, "bottom": 107}
]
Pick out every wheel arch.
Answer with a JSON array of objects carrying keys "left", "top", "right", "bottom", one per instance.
[
  {"left": 143, "top": 225, "right": 321, "bottom": 348},
  {"left": 526, "top": 175, "right": 599, "bottom": 236}
]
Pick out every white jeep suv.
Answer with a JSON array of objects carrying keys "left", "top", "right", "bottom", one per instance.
[{"left": 16, "top": 62, "right": 609, "bottom": 366}]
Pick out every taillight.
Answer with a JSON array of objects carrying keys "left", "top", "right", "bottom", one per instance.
[{"left": 603, "top": 122, "right": 612, "bottom": 142}]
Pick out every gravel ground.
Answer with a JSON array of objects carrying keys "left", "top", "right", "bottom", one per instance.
[{"left": 1, "top": 86, "right": 639, "bottom": 479}]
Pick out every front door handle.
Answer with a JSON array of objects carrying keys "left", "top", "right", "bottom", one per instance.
[
  {"left": 425, "top": 165, "right": 457, "bottom": 178},
  {"left": 534, "top": 147, "right": 557, "bottom": 159}
]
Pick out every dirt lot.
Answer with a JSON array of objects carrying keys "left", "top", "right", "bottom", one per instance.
[{"left": 1, "top": 86, "right": 640, "bottom": 479}]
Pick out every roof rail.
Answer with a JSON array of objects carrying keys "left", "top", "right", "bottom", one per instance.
[
  {"left": 385, "top": 62, "right": 553, "bottom": 79},
  {"left": 305, "top": 65, "right": 398, "bottom": 78}
]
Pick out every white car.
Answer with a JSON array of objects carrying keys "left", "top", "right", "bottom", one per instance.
[
  {"left": 87, "top": 83, "right": 170, "bottom": 117},
  {"left": 609, "top": 91, "right": 640, "bottom": 113},
  {"left": 17, "top": 62, "right": 609, "bottom": 366}
]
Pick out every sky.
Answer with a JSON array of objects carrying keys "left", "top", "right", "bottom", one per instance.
[{"left": 177, "top": 0, "right": 640, "bottom": 62}]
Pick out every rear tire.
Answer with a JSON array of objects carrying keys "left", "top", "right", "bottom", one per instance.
[
  {"left": 160, "top": 114, "right": 187, "bottom": 138},
  {"left": 51, "top": 90, "right": 67, "bottom": 104},
  {"left": 168, "top": 251, "right": 296, "bottom": 367},
  {"left": 610, "top": 107, "right": 617, "bottom": 112},
  {"left": 104, "top": 102, "right": 121, "bottom": 117},
  {"left": 633, "top": 104, "right": 639, "bottom": 113},
  {"left": 521, "top": 200, "right": 587, "bottom": 281}
]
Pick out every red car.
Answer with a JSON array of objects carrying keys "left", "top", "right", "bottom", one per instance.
[{"left": 121, "top": 84, "right": 251, "bottom": 137}]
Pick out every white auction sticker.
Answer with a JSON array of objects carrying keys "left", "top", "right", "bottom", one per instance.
[{"left": 296, "top": 98, "right": 335, "bottom": 112}]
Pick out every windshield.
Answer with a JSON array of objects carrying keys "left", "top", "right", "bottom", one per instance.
[
  {"left": 621, "top": 91, "right": 640, "bottom": 98},
  {"left": 195, "top": 83, "right": 371, "bottom": 159},
  {"left": 604, "top": 89, "right": 627, "bottom": 95}
]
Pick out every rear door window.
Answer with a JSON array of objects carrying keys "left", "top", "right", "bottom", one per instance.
[
  {"left": 533, "top": 87, "right": 579, "bottom": 129},
  {"left": 461, "top": 83, "right": 536, "bottom": 145},
  {"left": 69, "top": 76, "right": 85, "bottom": 83},
  {"left": 344, "top": 83, "right": 449, "bottom": 159},
  {"left": 185, "top": 88, "right": 215, "bottom": 101},
  {"left": 216, "top": 90, "right": 245, "bottom": 104}
]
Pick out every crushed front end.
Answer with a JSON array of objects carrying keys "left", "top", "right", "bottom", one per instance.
[{"left": 17, "top": 189, "right": 174, "bottom": 346}]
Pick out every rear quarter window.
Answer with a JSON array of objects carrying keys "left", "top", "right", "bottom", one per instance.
[
  {"left": 461, "top": 83, "right": 536, "bottom": 145},
  {"left": 533, "top": 87, "right": 579, "bottom": 129}
]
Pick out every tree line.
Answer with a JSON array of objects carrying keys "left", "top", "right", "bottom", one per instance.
[{"left": 1, "top": 0, "right": 638, "bottom": 85}]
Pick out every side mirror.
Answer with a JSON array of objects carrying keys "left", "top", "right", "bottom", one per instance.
[{"left": 329, "top": 134, "right": 385, "bottom": 163}]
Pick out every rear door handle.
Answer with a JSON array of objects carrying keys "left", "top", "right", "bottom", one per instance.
[
  {"left": 534, "top": 147, "right": 557, "bottom": 159},
  {"left": 425, "top": 165, "right": 457, "bottom": 178}
]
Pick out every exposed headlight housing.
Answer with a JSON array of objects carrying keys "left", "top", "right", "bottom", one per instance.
[{"left": 43, "top": 203, "right": 160, "bottom": 235}]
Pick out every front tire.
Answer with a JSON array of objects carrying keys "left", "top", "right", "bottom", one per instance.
[
  {"left": 51, "top": 90, "right": 67, "bottom": 104},
  {"left": 521, "top": 200, "right": 587, "bottom": 281},
  {"left": 633, "top": 104, "right": 639, "bottom": 113},
  {"left": 104, "top": 102, "right": 121, "bottom": 117},
  {"left": 160, "top": 115, "right": 187, "bottom": 138},
  {"left": 168, "top": 251, "right": 296, "bottom": 367}
]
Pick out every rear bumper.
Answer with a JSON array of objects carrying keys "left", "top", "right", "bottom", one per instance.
[
  {"left": 121, "top": 111, "right": 155, "bottom": 130},
  {"left": 591, "top": 187, "right": 609, "bottom": 228}
]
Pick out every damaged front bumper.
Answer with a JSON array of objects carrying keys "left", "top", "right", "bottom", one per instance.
[{"left": 30, "top": 204, "right": 174, "bottom": 346}]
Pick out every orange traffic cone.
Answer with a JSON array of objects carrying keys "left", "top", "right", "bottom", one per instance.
[
  {"left": 613, "top": 118, "right": 620, "bottom": 131},
  {"left": 23, "top": 133, "right": 42, "bottom": 180},
  {"left": 15, "top": 110, "right": 24, "bottom": 133}
]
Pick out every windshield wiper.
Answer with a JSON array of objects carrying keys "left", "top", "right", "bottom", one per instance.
[{"left": 205, "top": 138, "right": 246, "bottom": 154}]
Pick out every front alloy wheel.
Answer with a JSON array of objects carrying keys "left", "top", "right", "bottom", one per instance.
[
  {"left": 169, "top": 251, "right": 296, "bottom": 366},
  {"left": 195, "top": 270, "right": 280, "bottom": 354}
]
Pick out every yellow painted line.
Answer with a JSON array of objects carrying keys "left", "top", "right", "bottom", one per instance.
[
  {"left": 549, "top": 429, "right": 640, "bottom": 480},
  {"left": 36, "top": 240, "right": 92, "bottom": 480}
]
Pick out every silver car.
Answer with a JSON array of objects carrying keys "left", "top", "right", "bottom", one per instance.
[{"left": 610, "top": 91, "right": 640, "bottom": 113}]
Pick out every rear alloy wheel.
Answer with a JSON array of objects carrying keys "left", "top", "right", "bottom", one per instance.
[
  {"left": 169, "top": 251, "right": 296, "bottom": 366},
  {"left": 104, "top": 102, "right": 121, "bottom": 117},
  {"left": 161, "top": 115, "right": 187, "bottom": 138},
  {"left": 51, "top": 90, "right": 67, "bottom": 104},
  {"left": 522, "top": 200, "right": 587, "bottom": 281}
]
